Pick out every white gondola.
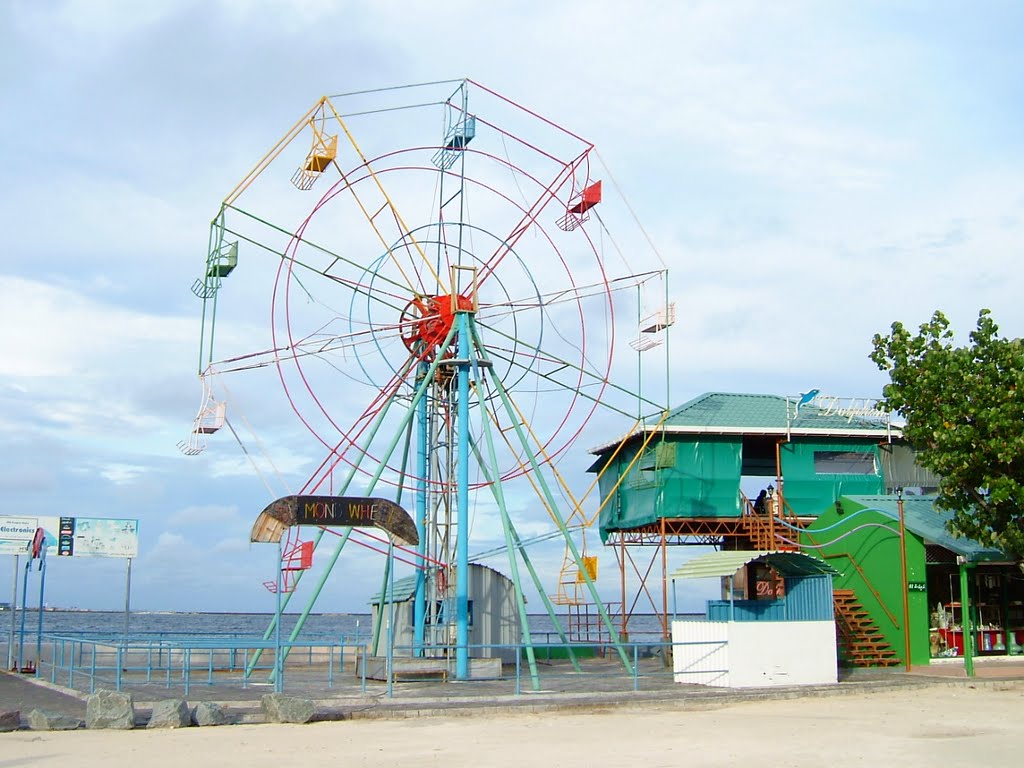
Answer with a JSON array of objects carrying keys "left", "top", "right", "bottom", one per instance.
[{"left": 178, "top": 377, "right": 227, "bottom": 455}]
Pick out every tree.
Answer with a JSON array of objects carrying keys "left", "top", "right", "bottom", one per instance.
[{"left": 871, "top": 309, "right": 1024, "bottom": 559}]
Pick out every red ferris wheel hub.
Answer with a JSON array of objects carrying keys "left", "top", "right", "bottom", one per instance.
[{"left": 400, "top": 293, "right": 475, "bottom": 356}]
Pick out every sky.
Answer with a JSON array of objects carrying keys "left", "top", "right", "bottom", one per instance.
[{"left": 1, "top": 0, "right": 1023, "bottom": 617}]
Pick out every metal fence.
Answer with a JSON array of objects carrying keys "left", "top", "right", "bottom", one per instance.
[{"left": 29, "top": 633, "right": 727, "bottom": 699}]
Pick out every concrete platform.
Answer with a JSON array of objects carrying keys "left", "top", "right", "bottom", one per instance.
[{"left": 4, "top": 658, "right": 1024, "bottom": 729}]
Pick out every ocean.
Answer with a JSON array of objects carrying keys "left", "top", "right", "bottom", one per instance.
[{"left": 3, "top": 609, "right": 674, "bottom": 645}]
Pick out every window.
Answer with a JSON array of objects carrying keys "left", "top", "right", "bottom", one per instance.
[{"left": 813, "top": 451, "right": 876, "bottom": 475}]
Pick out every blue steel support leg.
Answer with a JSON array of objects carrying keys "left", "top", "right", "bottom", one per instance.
[
  {"left": 471, "top": 322, "right": 633, "bottom": 674},
  {"left": 263, "top": 329, "right": 457, "bottom": 677},
  {"left": 456, "top": 311, "right": 470, "bottom": 680},
  {"left": 413, "top": 360, "right": 428, "bottom": 656}
]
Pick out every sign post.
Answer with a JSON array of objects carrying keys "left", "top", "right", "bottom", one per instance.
[
  {"left": 7, "top": 555, "right": 17, "bottom": 671},
  {"left": 123, "top": 558, "right": 132, "bottom": 639}
]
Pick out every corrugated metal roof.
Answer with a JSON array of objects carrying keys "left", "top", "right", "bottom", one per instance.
[
  {"left": 842, "top": 495, "right": 1008, "bottom": 561},
  {"left": 369, "top": 562, "right": 514, "bottom": 604},
  {"left": 589, "top": 392, "right": 899, "bottom": 456},
  {"left": 670, "top": 550, "right": 838, "bottom": 580},
  {"left": 369, "top": 574, "right": 418, "bottom": 605},
  {"left": 665, "top": 392, "right": 892, "bottom": 433}
]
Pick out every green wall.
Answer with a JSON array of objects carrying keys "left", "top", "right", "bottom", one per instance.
[
  {"left": 598, "top": 437, "right": 743, "bottom": 539},
  {"left": 804, "top": 498, "right": 930, "bottom": 666},
  {"left": 780, "top": 442, "right": 884, "bottom": 516},
  {"left": 597, "top": 436, "right": 887, "bottom": 538}
]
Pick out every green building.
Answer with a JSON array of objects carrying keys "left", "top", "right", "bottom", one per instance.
[
  {"left": 808, "top": 495, "right": 1018, "bottom": 667},
  {"left": 587, "top": 391, "right": 1024, "bottom": 666}
]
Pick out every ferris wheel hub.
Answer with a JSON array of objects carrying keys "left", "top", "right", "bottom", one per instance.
[{"left": 400, "top": 293, "right": 475, "bottom": 358}]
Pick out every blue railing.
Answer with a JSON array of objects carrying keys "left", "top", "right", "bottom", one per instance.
[{"left": 32, "top": 633, "right": 726, "bottom": 697}]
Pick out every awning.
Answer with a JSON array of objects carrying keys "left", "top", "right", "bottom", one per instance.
[{"left": 670, "top": 550, "right": 839, "bottom": 580}]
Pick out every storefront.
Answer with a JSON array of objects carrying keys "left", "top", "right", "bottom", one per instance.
[{"left": 926, "top": 557, "right": 1024, "bottom": 659}]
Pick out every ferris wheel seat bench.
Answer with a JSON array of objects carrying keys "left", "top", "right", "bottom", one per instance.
[{"left": 356, "top": 654, "right": 502, "bottom": 682}]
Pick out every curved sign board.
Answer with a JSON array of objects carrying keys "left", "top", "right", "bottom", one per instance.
[{"left": 251, "top": 495, "right": 419, "bottom": 547}]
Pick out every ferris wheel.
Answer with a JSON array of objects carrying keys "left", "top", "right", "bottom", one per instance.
[{"left": 183, "top": 79, "right": 671, "bottom": 685}]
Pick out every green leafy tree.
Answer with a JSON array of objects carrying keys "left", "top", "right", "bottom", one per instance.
[{"left": 871, "top": 309, "right": 1024, "bottom": 558}]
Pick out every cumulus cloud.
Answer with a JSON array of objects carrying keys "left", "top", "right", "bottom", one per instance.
[{"left": 2, "top": 1, "right": 1022, "bottom": 613}]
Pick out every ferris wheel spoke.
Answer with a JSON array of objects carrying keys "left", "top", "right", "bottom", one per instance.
[
  {"left": 479, "top": 329, "right": 661, "bottom": 419},
  {"left": 475, "top": 153, "right": 589, "bottom": 292},
  {"left": 322, "top": 98, "right": 447, "bottom": 298},
  {"left": 224, "top": 205, "right": 415, "bottom": 304}
]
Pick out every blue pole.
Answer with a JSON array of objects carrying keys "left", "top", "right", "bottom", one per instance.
[
  {"left": 6, "top": 555, "right": 16, "bottom": 671},
  {"left": 456, "top": 311, "right": 470, "bottom": 680},
  {"left": 413, "top": 360, "right": 428, "bottom": 656},
  {"left": 18, "top": 557, "right": 30, "bottom": 670},
  {"left": 35, "top": 548, "right": 47, "bottom": 673}
]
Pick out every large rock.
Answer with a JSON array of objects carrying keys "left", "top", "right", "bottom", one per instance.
[
  {"left": 192, "top": 701, "right": 228, "bottom": 727},
  {"left": 147, "top": 699, "right": 190, "bottom": 729},
  {"left": 0, "top": 709, "right": 20, "bottom": 732},
  {"left": 260, "top": 693, "right": 315, "bottom": 724},
  {"left": 86, "top": 690, "right": 135, "bottom": 730},
  {"left": 27, "top": 709, "right": 81, "bottom": 731}
]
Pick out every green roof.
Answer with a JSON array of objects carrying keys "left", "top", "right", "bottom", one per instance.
[
  {"left": 670, "top": 550, "right": 839, "bottom": 580},
  {"left": 664, "top": 392, "right": 893, "bottom": 433},
  {"left": 842, "top": 495, "right": 1008, "bottom": 561},
  {"left": 369, "top": 574, "right": 419, "bottom": 605},
  {"left": 591, "top": 392, "right": 898, "bottom": 455}
]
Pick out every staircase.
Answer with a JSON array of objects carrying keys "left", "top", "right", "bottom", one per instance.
[
  {"left": 740, "top": 499, "right": 798, "bottom": 551},
  {"left": 833, "top": 589, "right": 900, "bottom": 667}
]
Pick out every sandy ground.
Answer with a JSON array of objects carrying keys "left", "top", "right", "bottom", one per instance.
[{"left": 4, "top": 685, "right": 1022, "bottom": 767}]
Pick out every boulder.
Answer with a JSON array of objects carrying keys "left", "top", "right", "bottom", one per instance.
[
  {"left": 27, "top": 709, "right": 81, "bottom": 731},
  {"left": 86, "top": 690, "right": 135, "bottom": 730},
  {"left": 147, "top": 699, "right": 191, "bottom": 729},
  {"left": 260, "top": 693, "right": 315, "bottom": 724},
  {"left": 192, "top": 701, "right": 228, "bottom": 727},
  {"left": 0, "top": 709, "right": 20, "bottom": 733}
]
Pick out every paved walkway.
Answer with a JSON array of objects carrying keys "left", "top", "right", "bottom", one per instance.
[
  {"left": 4, "top": 657, "right": 1024, "bottom": 729},
  {"left": 0, "top": 671, "right": 86, "bottom": 728}
]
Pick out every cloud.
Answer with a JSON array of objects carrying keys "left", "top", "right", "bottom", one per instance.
[
  {"left": 168, "top": 504, "right": 242, "bottom": 528},
  {"left": 2, "top": 1, "right": 1024, "bottom": 614}
]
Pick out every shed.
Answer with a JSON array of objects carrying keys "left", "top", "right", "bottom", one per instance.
[
  {"left": 670, "top": 550, "right": 839, "bottom": 687},
  {"left": 370, "top": 562, "right": 522, "bottom": 664}
]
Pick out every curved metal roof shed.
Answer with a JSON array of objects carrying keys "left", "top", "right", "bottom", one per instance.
[{"left": 671, "top": 551, "right": 840, "bottom": 688}]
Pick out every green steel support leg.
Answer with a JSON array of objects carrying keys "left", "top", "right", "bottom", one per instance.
[
  {"left": 251, "top": 342, "right": 454, "bottom": 677},
  {"left": 471, "top": 379, "right": 540, "bottom": 690},
  {"left": 470, "top": 321, "right": 632, "bottom": 674},
  {"left": 507, "top": 521, "right": 582, "bottom": 672},
  {"left": 372, "top": 547, "right": 392, "bottom": 656},
  {"left": 468, "top": 436, "right": 581, "bottom": 673}
]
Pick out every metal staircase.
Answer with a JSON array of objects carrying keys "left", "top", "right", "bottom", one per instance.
[
  {"left": 740, "top": 494, "right": 901, "bottom": 668},
  {"left": 739, "top": 495, "right": 799, "bottom": 551},
  {"left": 833, "top": 588, "right": 900, "bottom": 667}
]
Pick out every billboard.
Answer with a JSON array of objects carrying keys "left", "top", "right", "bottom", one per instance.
[{"left": 0, "top": 515, "right": 138, "bottom": 558}]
